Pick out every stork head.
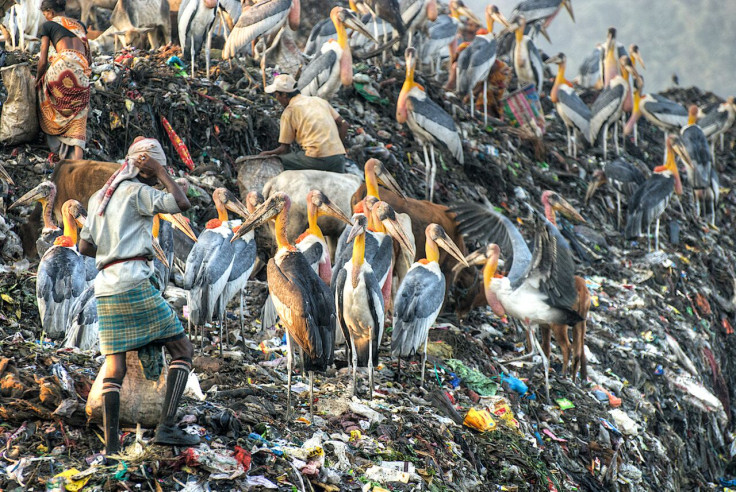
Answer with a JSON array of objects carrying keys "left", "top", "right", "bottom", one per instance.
[
  {"left": 619, "top": 56, "right": 636, "bottom": 80},
  {"left": 512, "top": 15, "right": 526, "bottom": 42},
  {"left": 346, "top": 213, "right": 368, "bottom": 243},
  {"left": 232, "top": 192, "right": 290, "bottom": 242},
  {"left": 425, "top": 223, "right": 468, "bottom": 266},
  {"left": 426, "top": 0, "right": 438, "bottom": 21},
  {"left": 629, "top": 44, "right": 645, "bottom": 70},
  {"left": 55, "top": 199, "right": 85, "bottom": 247},
  {"left": 482, "top": 243, "right": 506, "bottom": 316},
  {"left": 656, "top": 136, "right": 683, "bottom": 195},
  {"left": 542, "top": 190, "right": 585, "bottom": 223},
  {"left": 365, "top": 158, "right": 407, "bottom": 200},
  {"left": 307, "top": 189, "right": 352, "bottom": 225},
  {"left": 450, "top": 0, "right": 481, "bottom": 25},
  {"left": 331, "top": 6, "right": 376, "bottom": 45},
  {"left": 66, "top": 200, "right": 88, "bottom": 229},
  {"left": 245, "top": 190, "right": 265, "bottom": 214},
  {"left": 584, "top": 170, "right": 607, "bottom": 204},
  {"left": 10, "top": 181, "right": 55, "bottom": 210},
  {"left": 485, "top": 5, "right": 509, "bottom": 32},
  {"left": 213, "top": 188, "right": 250, "bottom": 221},
  {"left": 687, "top": 104, "right": 699, "bottom": 125},
  {"left": 371, "top": 201, "right": 415, "bottom": 258}
]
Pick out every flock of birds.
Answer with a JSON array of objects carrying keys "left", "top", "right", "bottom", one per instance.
[{"left": 2, "top": 0, "right": 736, "bottom": 414}]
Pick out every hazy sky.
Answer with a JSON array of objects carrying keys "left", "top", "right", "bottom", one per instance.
[{"left": 464, "top": 0, "right": 735, "bottom": 98}]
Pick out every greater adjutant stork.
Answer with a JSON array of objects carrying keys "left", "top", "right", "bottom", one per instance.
[
  {"left": 585, "top": 158, "right": 646, "bottom": 229},
  {"left": 455, "top": 5, "right": 508, "bottom": 124},
  {"left": 679, "top": 105, "right": 717, "bottom": 225},
  {"left": 297, "top": 7, "right": 376, "bottom": 100},
  {"left": 183, "top": 188, "right": 250, "bottom": 352},
  {"left": 397, "top": 47, "right": 464, "bottom": 203},
  {"left": 590, "top": 56, "right": 633, "bottom": 160},
  {"left": 391, "top": 223, "right": 467, "bottom": 383},
  {"left": 401, "top": 0, "right": 438, "bottom": 48},
  {"left": 625, "top": 136, "right": 683, "bottom": 252},
  {"left": 9, "top": 181, "right": 61, "bottom": 258},
  {"left": 510, "top": 15, "right": 544, "bottom": 94},
  {"left": 698, "top": 96, "right": 736, "bottom": 154},
  {"left": 453, "top": 198, "right": 582, "bottom": 401},
  {"left": 178, "top": 0, "right": 219, "bottom": 77},
  {"left": 36, "top": 200, "right": 90, "bottom": 340},
  {"left": 232, "top": 193, "right": 336, "bottom": 420},
  {"left": 509, "top": 0, "right": 574, "bottom": 42},
  {"left": 152, "top": 213, "right": 198, "bottom": 292},
  {"left": 546, "top": 52, "right": 591, "bottom": 158},
  {"left": 335, "top": 214, "right": 384, "bottom": 398}
]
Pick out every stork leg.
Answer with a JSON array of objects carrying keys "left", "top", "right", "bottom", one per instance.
[
  {"left": 483, "top": 79, "right": 488, "bottom": 127},
  {"left": 308, "top": 370, "right": 314, "bottom": 421},
  {"left": 655, "top": 218, "right": 660, "bottom": 252},
  {"left": 470, "top": 91, "right": 475, "bottom": 118},
  {"left": 616, "top": 191, "right": 622, "bottom": 230},
  {"left": 602, "top": 123, "right": 609, "bottom": 161},
  {"left": 565, "top": 125, "right": 572, "bottom": 156},
  {"left": 190, "top": 34, "right": 195, "bottom": 78},
  {"left": 239, "top": 288, "right": 244, "bottom": 333},
  {"left": 720, "top": 133, "right": 724, "bottom": 152},
  {"left": 429, "top": 145, "right": 437, "bottom": 203},
  {"left": 368, "top": 328, "right": 374, "bottom": 400},
  {"left": 619, "top": 116, "right": 625, "bottom": 153},
  {"left": 421, "top": 337, "right": 428, "bottom": 385},
  {"left": 422, "top": 145, "right": 431, "bottom": 200},
  {"left": 528, "top": 323, "right": 550, "bottom": 403},
  {"left": 613, "top": 120, "right": 620, "bottom": 155},
  {"left": 285, "top": 333, "right": 293, "bottom": 420},
  {"left": 646, "top": 221, "right": 652, "bottom": 252},
  {"left": 206, "top": 25, "right": 212, "bottom": 80},
  {"left": 350, "top": 336, "right": 358, "bottom": 397},
  {"left": 634, "top": 121, "right": 638, "bottom": 147}
]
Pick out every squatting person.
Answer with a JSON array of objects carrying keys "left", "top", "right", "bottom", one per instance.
[
  {"left": 259, "top": 74, "right": 350, "bottom": 173},
  {"left": 79, "top": 138, "right": 199, "bottom": 455}
]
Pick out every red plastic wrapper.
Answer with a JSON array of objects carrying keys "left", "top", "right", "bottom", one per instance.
[{"left": 161, "top": 116, "right": 195, "bottom": 171}]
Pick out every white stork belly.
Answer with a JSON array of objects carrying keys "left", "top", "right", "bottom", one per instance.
[
  {"left": 342, "top": 266, "right": 384, "bottom": 343},
  {"left": 492, "top": 277, "right": 563, "bottom": 325}
]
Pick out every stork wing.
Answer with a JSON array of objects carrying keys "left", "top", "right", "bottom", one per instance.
[
  {"left": 392, "top": 266, "right": 444, "bottom": 356},
  {"left": 297, "top": 48, "right": 338, "bottom": 97},
  {"left": 222, "top": 0, "right": 291, "bottom": 59},
  {"left": 606, "top": 158, "right": 646, "bottom": 187},
  {"left": 640, "top": 94, "right": 688, "bottom": 129},
  {"left": 304, "top": 17, "right": 334, "bottom": 57},
  {"left": 524, "top": 213, "right": 578, "bottom": 311},
  {"left": 268, "top": 252, "right": 335, "bottom": 370},
  {"left": 698, "top": 106, "right": 729, "bottom": 138},
  {"left": 558, "top": 85, "right": 592, "bottom": 140},
  {"left": 408, "top": 94, "right": 464, "bottom": 163},
  {"left": 451, "top": 198, "right": 532, "bottom": 286},
  {"left": 334, "top": 266, "right": 351, "bottom": 354},
  {"left": 589, "top": 81, "right": 625, "bottom": 143},
  {"left": 511, "top": 0, "right": 561, "bottom": 23}
]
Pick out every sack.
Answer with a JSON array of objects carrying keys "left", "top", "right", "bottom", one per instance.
[
  {"left": 500, "top": 84, "right": 546, "bottom": 137},
  {"left": 0, "top": 63, "right": 39, "bottom": 145},
  {"left": 86, "top": 351, "right": 168, "bottom": 428}
]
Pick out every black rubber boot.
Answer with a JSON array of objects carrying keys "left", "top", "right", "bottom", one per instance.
[
  {"left": 102, "top": 378, "right": 122, "bottom": 455},
  {"left": 154, "top": 360, "right": 200, "bottom": 446}
]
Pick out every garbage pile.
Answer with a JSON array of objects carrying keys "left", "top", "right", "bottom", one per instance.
[{"left": 1, "top": 44, "right": 736, "bottom": 491}]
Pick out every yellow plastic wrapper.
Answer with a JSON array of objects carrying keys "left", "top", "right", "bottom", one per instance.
[
  {"left": 463, "top": 408, "right": 497, "bottom": 432},
  {"left": 53, "top": 468, "right": 90, "bottom": 491}
]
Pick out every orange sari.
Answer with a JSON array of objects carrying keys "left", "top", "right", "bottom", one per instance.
[{"left": 38, "top": 16, "right": 91, "bottom": 149}]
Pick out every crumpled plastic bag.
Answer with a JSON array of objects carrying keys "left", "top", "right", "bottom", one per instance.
[
  {"left": 0, "top": 63, "right": 39, "bottom": 145},
  {"left": 446, "top": 359, "right": 498, "bottom": 396}
]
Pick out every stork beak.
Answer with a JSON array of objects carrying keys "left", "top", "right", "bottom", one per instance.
[
  {"left": 538, "top": 24, "right": 552, "bottom": 43},
  {"left": 9, "top": 183, "right": 47, "bottom": 210},
  {"left": 382, "top": 218, "right": 415, "bottom": 258},
  {"left": 435, "top": 234, "right": 468, "bottom": 267},
  {"left": 319, "top": 201, "right": 353, "bottom": 225},
  {"left": 224, "top": 192, "right": 251, "bottom": 219},
  {"left": 231, "top": 197, "right": 281, "bottom": 241},
  {"left": 0, "top": 164, "right": 13, "bottom": 186},
  {"left": 346, "top": 220, "right": 367, "bottom": 243},
  {"left": 342, "top": 10, "right": 377, "bottom": 43},
  {"left": 161, "top": 213, "right": 198, "bottom": 242},
  {"left": 563, "top": 0, "right": 575, "bottom": 22},
  {"left": 631, "top": 50, "right": 646, "bottom": 70},
  {"left": 68, "top": 201, "right": 88, "bottom": 228},
  {"left": 584, "top": 179, "right": 603, "bottom": 204},
  {"left": 491, "top": 11, "right": 510, "bottom": 28},
  {"left": 152, "top": 238, "right": 169, "bottom": 268},
  {"left": 671, "top": 139, "right": 693, "bottom": 168},
  {"left": 456, "top": 5, "right": 481, "bottom": 25},
  {"left": 552, "top": 196, "right": 585, "bottom": 223},
  {"left": 375, "top": 166, "right": 407, "bottom": 200}
]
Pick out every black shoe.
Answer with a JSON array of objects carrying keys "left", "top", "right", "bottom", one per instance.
[{"left": 153, "top": 424, "right": 201, "bottom": 446}]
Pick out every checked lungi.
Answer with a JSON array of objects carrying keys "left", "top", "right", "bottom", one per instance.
[{"left": 97, "top": 280, "right": 184, "bottom": 356}]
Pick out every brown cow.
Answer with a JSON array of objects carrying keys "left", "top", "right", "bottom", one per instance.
[{"left": 50, "top": 159, "right": 119, "bottom": 222}]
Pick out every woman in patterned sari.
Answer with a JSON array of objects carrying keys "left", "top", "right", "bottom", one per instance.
[{"left": 35, "top": 0, "right": 91, "bottom": 160}]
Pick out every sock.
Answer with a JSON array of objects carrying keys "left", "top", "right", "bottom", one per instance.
[
  {"left": 102, "top": 378, "right": 123, "bottom": 455},
  {"left": 160, "top": 359, "right": 192, "bottom": 427}
]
